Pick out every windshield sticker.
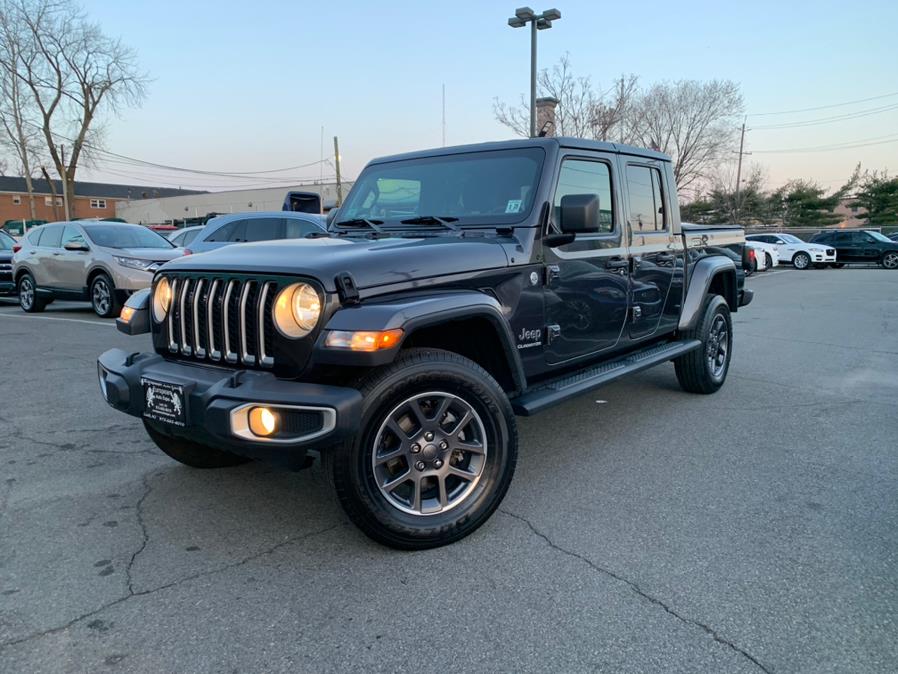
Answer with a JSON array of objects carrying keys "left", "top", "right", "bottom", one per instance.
[{"left": 505, "top": 199, "right": 523, "bottom": 214}]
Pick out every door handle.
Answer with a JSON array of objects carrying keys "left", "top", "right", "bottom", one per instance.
[{"left": 606, "top": 257, "right": 628, "bottom": 270}]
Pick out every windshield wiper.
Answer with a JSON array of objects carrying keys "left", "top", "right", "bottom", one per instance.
[
  {"left": 334, "top": 218, "right": 385, "bottom": 233},
  {"left": 399, "top": 215, "right": 460, "bottom": 230}
]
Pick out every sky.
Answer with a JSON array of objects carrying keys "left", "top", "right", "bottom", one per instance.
[{"left": 73, "top": 0, "right": 898, "bottom": 195}]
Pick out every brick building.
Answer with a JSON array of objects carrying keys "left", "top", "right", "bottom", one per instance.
[{"left": 0, "top": 176, "right": 202, "bottom": 227}]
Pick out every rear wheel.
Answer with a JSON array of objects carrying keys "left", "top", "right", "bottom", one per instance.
[
  {"left": 792, "top": 252, "right": 811, "bottom": 270},
  {"left": 143, "top": 421, "right": 251, "bottom": 468},
  {"left": 90, "top": 273, "right": 120, "bottom": 318},
  {"left": 328, "top": 348, "right": 517, "bottom": 550},
  {"left": 18, "top": 273, "right": 46, "bottom": 313},
  {"left": 675, "top": 295, "right": 732, "bottom": 394},
  {"left": 882, "top": 251, "right": 898, "bottom": 269},
  {"left": 765, "top": 253, "right": 774, "bottom": 269}
]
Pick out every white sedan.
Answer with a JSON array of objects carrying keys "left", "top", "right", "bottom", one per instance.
[
  {"left": 746, "top": 233, "right": 836, "bottom": 270},
  {"left": 745, "top": 240, "right": 779, "bottom": 270}
]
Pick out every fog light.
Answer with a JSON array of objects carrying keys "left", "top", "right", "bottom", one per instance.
[{"left": 248, "top": 407, "right": 278, "bottom": 437}]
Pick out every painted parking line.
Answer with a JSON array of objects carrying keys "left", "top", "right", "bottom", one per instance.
[
  {"left": 0, "top": 311, "right": 114, "bottom": 327},
  {"left": 748, "top": 269, "right": 793, "bottom": 278}
]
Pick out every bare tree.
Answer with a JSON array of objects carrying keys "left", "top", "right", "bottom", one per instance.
[
  {"left": 494, "top": 54, "right": 638, "bottom": 141},
  {"left": 629, "top": 80, "right": 743, "bottom": 196},
  {"left": 0, "top": 2, "right": 42, "bottom": 219},
  {"left": 0, "top": 0, "right": 148, "bottom": 218}
]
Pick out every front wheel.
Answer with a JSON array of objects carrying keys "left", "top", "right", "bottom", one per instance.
[
  {"left": 675, "top": 295, "right": 732, "bottom": 394},
  {"left": 765, "top": 253, "right": 774, "bottom": 269},
  {"left": 792, "top": 252, "right": 811, "bottom": 270},
  {"left": 882, "top": 251, "right": 898, "bottom": 270},
  {"left": 90, "top": 273, "right": 120, "bottom": 318},
  {"left": 328, "top": 348, "right": 518, "bottom": 550}
]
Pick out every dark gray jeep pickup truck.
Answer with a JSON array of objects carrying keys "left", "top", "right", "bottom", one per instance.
[{"left": 98, "top": 137, "right": 752, "bottom": 549}]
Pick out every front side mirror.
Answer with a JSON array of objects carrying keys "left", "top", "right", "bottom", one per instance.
[
  {"left": 64, "top": 240, "right": 89, "bottom": 251},
  {"left": 559, "top": 193, "right": 600, "bottom": 234}
]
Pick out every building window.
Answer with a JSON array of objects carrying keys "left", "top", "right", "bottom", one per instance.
[
  {"left": 44, "top": 196, "right": 63, "bottom": 207},
  {"left": 12, "top": 195, "right": 22, "bottom": 205},
  {"left": 90, "top": 198, "right": 107, "bottom": 209}
]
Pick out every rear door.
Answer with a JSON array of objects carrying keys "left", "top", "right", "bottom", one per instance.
[
  {"left": 830, "top": 232, "right": 856, "bottom": 261},
  {"left": 33, "top": 224, "right": 64, "bottom": 286},
  {"left": 623, "top": 161, "right": 679, "bottom": 339},
  {"left": 543, "top": 152, "right": 630, "bottom": 364}
]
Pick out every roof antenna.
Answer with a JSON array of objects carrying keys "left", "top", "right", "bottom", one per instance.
[{"left": 537, "top": 120, "right": 554, "bottom": 137}]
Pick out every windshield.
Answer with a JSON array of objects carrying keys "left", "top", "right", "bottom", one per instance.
[
  {"left": 337, "top": 148, "right": 545, "bottom": 228},
  {"left": 866, "top": 230, "right": 892, "bottom": 242},
  {"left": 83, "top": 224, "right": 174, "bottom": 249},
  {"left": 779, "top": 234, "right": 803, "bottom": 243}
]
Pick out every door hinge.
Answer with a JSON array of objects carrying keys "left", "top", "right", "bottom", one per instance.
[
  {"left": 547, "top": 324, "right": 561, "bottom": 344},
  {"left": 631, "top": 305, "right": 642, "bottom": 322}
]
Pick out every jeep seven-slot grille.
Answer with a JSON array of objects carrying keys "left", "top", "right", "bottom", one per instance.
[{"left": 164, "top": 276, "right": 278, "bottom": 368}]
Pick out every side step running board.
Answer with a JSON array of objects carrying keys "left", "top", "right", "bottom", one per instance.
[{"left": 511, "top": 339, "right": 701, "bottom": 416}]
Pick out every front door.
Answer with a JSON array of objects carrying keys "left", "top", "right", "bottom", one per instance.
[
  {"left": 624, "top": 162, "right": 678, "bottom": 339},
  {"left": 54, "top": 224, "right": 92, "bottom": 292},
  {"left": 544, "top": 154, "right": 630, "bottom": 365}
]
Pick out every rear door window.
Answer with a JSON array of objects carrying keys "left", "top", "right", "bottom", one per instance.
[
  {"left": 626, "top": 165, "right": 666, "bottom": 232},
  {"left": 39, "top": 224, "right": 64, "bottom": 248},
  {"left": 243, "top": 218, "right": 283, "bottom": 242},
  {"left": 26, "top": 228, "right": 43, "bottom": 245},
  {"left": 284, "top": 218, "right": 320, "bottom": 239},
  {"left": 206, "top": 220, "right": 247, "bottom": 242},
  {"left": 182, "top": 229, "right": 200, "bottom": 246}
]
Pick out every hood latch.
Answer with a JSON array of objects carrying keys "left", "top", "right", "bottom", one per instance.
[{"left": 335, "top": 271, "right": 360, "bottom": 305}]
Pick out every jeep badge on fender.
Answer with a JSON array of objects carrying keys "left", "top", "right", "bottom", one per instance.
[{"left": 97, "top": 137, "right": 753, "bottom": 549}]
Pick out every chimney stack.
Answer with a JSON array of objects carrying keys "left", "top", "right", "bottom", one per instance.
[{"left": 535, "top": 97, "right": 559, "bottom": 136}]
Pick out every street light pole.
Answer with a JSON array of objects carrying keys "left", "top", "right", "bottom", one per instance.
[{"left": 508, "top": 7, "right": 561, "bottom": 138}]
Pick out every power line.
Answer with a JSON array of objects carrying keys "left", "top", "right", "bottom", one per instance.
[
  {"left": 748, "top": 91, "right": 898, "bottom": 117},
  {"left": 750, "top": 102, "right": 898, "bottom": 130},
  {"left": 752, "top": 134, "right": 898, "bottom": 154}
]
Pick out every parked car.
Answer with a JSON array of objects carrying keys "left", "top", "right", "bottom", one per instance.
[
  {"left": 0, "top": 229, "right": 15, "bottom": 296},
  {"left": 12, "top": 221, "right": 183, "bottom": 317},
  {"left": 745, "top": 239, "right": 779, "bottom": 270},
  {"left": 744, "top": 241, "right": 769, "bottom": 273},
  {"left": 184, "top": 212, "right": 326, "bottom": 255},
  {"left": 100, "top": 136, "right": 753, "bottom": 549},
  {"left": 809, "top": 229, "right": 898, "bottom": 269},
  {"left": 746, "top": 233, "right": 837, "bottom": 269},
  {"left": 167, "top": 225, "right": 204, "bottom": 248}
]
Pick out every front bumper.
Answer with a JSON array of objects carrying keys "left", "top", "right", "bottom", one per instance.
[
  {"left": 739, "top": 288, "right": 754, "bottom": 307},
  {"left": 97, "top": 348, "right": 363, "bottom": 467},
  {"left": 810, "top": 250, "right": 837, "bottom": 263}
]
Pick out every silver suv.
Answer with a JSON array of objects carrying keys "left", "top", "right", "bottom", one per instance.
[{"left": 13, "top": 221, "right": 182, "bottom": 317}]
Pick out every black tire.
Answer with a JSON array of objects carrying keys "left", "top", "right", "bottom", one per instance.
[
  {"left": 90, "top": 273, "right": 121, "bottom": 318},
  {"left": 143, "top": 420, "right": 251, "bottom": 468},
  {"left": 881, "top": 251, "right": 898, "bottom": 270},
  {"left": 327, "top": 348, "right": 518, "bottom": 550},
  {"left": 675, "top": 295, "right": 732, "bottom": 395},
  {"left": 792, "top": 251, "right": 811, "bottom": 270},
  {"left": 830, "top": 263, "right": 845, "bottom": 269},
  {"left": 18, "top": 273, "right": 47, "bottom": 313},
  {"left": 765, "top": 253, "right": 774, "bottom": 269}
]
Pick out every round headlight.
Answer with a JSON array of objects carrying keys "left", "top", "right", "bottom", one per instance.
[
  {"left": 152, "top": 277, "right": 172, "bottom": 322},
  {"left": 273, "top": 282, "right": 321, "bottom": 338}
]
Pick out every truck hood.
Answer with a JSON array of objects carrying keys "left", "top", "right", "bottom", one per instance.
[{"left": 161, "top": 234, "right": 512, "bottom": 291}]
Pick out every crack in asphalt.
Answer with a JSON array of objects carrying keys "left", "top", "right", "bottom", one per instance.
[
  {"left": 500, "top": 509, "right": 772, "bottom": 674},
  {"left": 0, "top": 507, "right": 341, "bottom": 653},
  {"left": 125, "top": 472, "right": 155, "bottom": 595}
]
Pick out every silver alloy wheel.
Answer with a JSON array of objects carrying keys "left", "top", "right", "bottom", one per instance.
[
  {"left": 765, "top": 253, "right": 773, "bottom": 269},
  {"left": 793, "top": 252, "right": 810, "bottom": 269},
  {"left": 371, "top": 391, "right": 488, "bottom": 516},
  {"left": 706, "top": 313, "right": 729, "bottom": 379},
  {"left": 92, "top": 278, "right": 111, "bottom": 315},
  {"left": 883, "top": 252, "right": 898, "bottom": 269},
  {"left": 19, "top": 277, "right": 34, "bottom": 310}
]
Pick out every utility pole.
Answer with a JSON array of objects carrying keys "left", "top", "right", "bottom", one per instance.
[
  {"left": 60, "top": 144, "right": 71, "bottom": 221},
  {"left": 733, "top": 120, "right": 751, "bottom": 224},
  {"left": 507, "top": 7, "right": 561, "bottom": 138},
  {"left": 333, "top": 136, "right": 343, "bottom": 207}
]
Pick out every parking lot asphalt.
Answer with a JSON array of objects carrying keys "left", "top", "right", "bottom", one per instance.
[{"left": 1, "top": 267, "right": 897, "bottom": 673}]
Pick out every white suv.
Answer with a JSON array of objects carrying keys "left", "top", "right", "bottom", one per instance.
[{"left": 746, "top": 233, "right": 837, "bottom": 270}]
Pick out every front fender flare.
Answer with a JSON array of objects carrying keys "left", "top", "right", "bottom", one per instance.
[
  {"left": 311, "top": 291, "right": 526, "bottom": 391},
  {"left": 679, "top": 257, "right": 737, "bottom": 331}
]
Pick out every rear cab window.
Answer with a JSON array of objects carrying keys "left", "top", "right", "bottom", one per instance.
[{"left": 38, "top": 224, "right": 64, "bottom": 248}]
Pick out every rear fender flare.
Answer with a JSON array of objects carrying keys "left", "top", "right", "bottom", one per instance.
[{"left": 679, "top": 257, "right": 737, "bottom": 331}]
